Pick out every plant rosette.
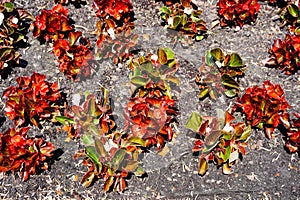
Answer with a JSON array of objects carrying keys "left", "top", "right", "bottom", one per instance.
[
  {"left": 217, "top": 0, "right": 261, "bottom": 27},
  {"left": 2, "top": 72, "right": 62, "bottom": 127},
  {"left": 160, "top": 0, "right": 207, "bottom": 42},
  {"left": 234, "top": 80, "right": 291, "bottom": 139},
  {"left": 186, "top": 109, "right": 252, "bottom": 175},
  {"left": 265, "top": 34, "right": 300, "bottom": 75},
  {"left": 0, "top": 1, "right": 34, "bottom": 70},
  {"left": 196, "top": 48, "right": 246, "bottom": 100},
  {"left": 128, "top": 47, "right": 180, "bottom": 97},
  {"left": 52, "top": 31, "right": 95, "bottom": 81},
  {"left": 31, "top": 4, "right": 73, "bottom": 43},
  {"left": 0, "top": 127, "right": 55, "bottom": 181}
]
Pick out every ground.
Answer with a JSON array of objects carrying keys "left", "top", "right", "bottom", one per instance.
[{"left": 0, "top": 0, "right": 300, "bottom": 199}]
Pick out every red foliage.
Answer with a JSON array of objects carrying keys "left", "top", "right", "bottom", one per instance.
[
  {"left": 54, "top": 0, "right": 87, "bottom": 5},
  {"left": 217, "top": 0, "right": 260, "bottom": 27},
  {"left": 285, "top": 113, "right": 300, "bottom": 153},
  {"left": 52, "top": 32, "right": 94, "bottom": 81},
  {"left": 234, "top": 81, "right": 290, "bottom": 139},
  {"left": 31, "top": 4, "right": 73, "bottom": 42},
  {"left": 265, "top": 34, "right": 300, "bottom": 75},
  {"left": 0, "top": 127, "right": 54, "bottom": 181},
  {"left": 93, "top": 0, "right": 133, "bottom": 21},
  {"left": 2, "top": 73, "right": 62, "bottom": 127},
  {"left": 124, "top": 82, "right": 178, "bottom": 150},
  {"left": 95, "top": 22, "right": 138, "bottom": 64},
  {"left": 62, "top": 93, "right": 115, "bottom": 139}
]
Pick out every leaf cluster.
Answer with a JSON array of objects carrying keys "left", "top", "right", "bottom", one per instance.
[
  {"left": 217, "top": 0, "right": 261, "bottom": 27},
  {"left": 56, "top": 89, "right": 146, "bottom": 192},
  {"left": 124, "top": 82, "right": 179, "bottom": 150},
  {"left": 280, "top": 2, "right": 300, "bottom": 35},
  {"left": 53, "top": 31, "right": 95, "bottom": 81},
  {"left": 186, "top": 110, "right": 251, "bottom": 175},
  {"left": 284, "top": 113, "right": 300, "bottom": 153},
  {"left": 0, "top": 1, "right": 33, "bottom": 71},
  {"left": 160, "top": 0, "right": 207, "bottom": 41},
  {"left": 31, "top": 4, "right": 94, "bottom": 81},
  {"left": 196, "top": 48, "right": 246, "bottom": 100},
  {"left": 0, "top": 127, "right": 55, "bottom": 181},
  {"left": 94, "top": 22, "right": 138, "bottom": 64},
  {"left": 128, "top": 47, "right": 180, "bottom": 96},
  {"left": 92, "top": 0, "right": 137, "bottom": 64},
  {"left": 266, "top": 34, "right": 300, "bottom": 75},
  {"left": 2, "top": 73, "right": 62, "bottom": 127},
  {"left": 234, "top": 80, "right": 290, "bottom": 139}
]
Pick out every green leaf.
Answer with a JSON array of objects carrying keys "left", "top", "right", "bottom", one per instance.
[
  {"left": 87, "top": 96, "right": 97, "bottom": 117},
  {"left": 85, "top": 146, "right": 101, "bottom": 165},
  {"left": 124, "top": 160, "right": 139, "bottom": 172},
  {"left": 166, "top": 75, "right": 180, "bottom": 85},
  {"left": 295, "top": 27, "right": 300, "bottom": 35},
  {"left": 4, "top": 2, "right": 14, "bottom": 12},
  {"left": 130, "top": 76, "right": 151, "bottom": 86},
  {"left": 158, "top": 48, "right": 168, "bottom": 65},
  {"left": 198, "top": 157, "right": 208, "bottom": 175},
  {"left": 0, "top": 47, "right": 13, "bottom": 59},
  {"left": 222, "top": 131, "right": 233, "bottom": 140},
  {"left": 138, "top": 60, "right": 154, "bottom": 76},
  {"left": 55, "top": 116, "right": 75, "bottom": 125},
  {"left": 160, "top": 6, "right": 171, "bottom": 15},
  {"left": 82, "top": 134, "right": 94, "bottom": 146},
  {"left": 228, "top": 53, "right": 243, "bottom": 67},
  {"left": 224, "top": 89, "right": 237, "bottom": 98},
  {"left": 203, "top": 130, "right": 222, "bottom": 153},
  {"left": 195, "top": 35, "right": 204, "bottom": 41},
  {"left": 134, "top": 166, "right": 145, "bottom": 177},
  {"left": 95, "top": 138, "right": 107, "bottom": 157},
  {"left": 172, "top": 16, "right": 182, "bottom": 28},
  {"left": 210, "top": 48, "right": 224, "bottom": 61},
  {"left": 186, "top": 112, "right": 202, "bottom": 132},
  {"left": 111, "top": 149, "right": 126, "bottom": 170},
  {"left": 181, "top": 14, "right": 188, "bottom": 26},
  {"left": 205, "top": 51, "right": 213, "bottom": 66},
  {"left": 220, "top": 146, "right": 231, "bottom": 162},
  {"left": 164, "top": 47, "right": 175, "bottom": 60},
  {"left": 199, "top": 87, "right": 209, "bottom": 99},
  {"left": 128, "top": 136, "right": 146, "bottom": 147},
  {"left": 221, "top": 74, "right": 240, "bottom": 89},
  {"left": 239, "top": 125, "right": 252, "bottom": 141},
  {"left": 288, "top": 4, "right": 299, "bottom": 18}
]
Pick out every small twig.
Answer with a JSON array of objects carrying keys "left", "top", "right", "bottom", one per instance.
[
  {"left": 74, "top": 24, "right": 90, "bottom": 32},
  {"left": 271, "top": 152, "right": 281, "bottom": 162}
]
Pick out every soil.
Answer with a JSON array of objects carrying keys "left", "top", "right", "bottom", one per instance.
[{"left": 0, "top": 0, "right": 300, "bottom": 199}]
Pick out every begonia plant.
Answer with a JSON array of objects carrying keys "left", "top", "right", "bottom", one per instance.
[
  {"left": 234, "top": 80, "right": 290, "bottom": 139},
  {"left": 217, "top": 0, "right": 260, "bottom": 27},
  {"left": 196, "top": 48, "right": 246, "bottom": 100},
  {"left": 160, "top": 0, "right": 207, "bottom": 41},
  {"left": 186, "top": 109, "right": 251, "bottom": 175},
  {"left": 2, "top": 73, "right": 62, "bottom": 127},
  {"left": 0, "top": 1, "right": 33, "bottom": 71},
  {"left": 52, "top": 31, "right": 94, "bottom": 81},
  {"left": 265, "top": 34, "right": 300, "bottom": 75},
  {"left": 0, "top": 127, "right": 55, "bottom": 181}
]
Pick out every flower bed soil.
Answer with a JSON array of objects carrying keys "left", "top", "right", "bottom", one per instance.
[{"left": 0, "top": 0, "right": 299, "bottom": 199}]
